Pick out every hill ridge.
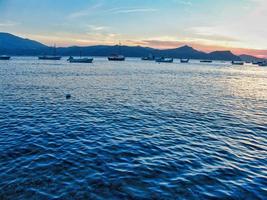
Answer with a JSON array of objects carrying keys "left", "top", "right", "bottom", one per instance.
[{"left": 0, "top": 32, "right": 242, "bottom": 60}]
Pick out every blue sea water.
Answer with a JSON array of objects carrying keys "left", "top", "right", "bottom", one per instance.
[{"left": 0, "top": 57, "right": 266, "bottom": 199}]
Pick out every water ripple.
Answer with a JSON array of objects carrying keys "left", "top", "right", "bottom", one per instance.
[{"left": 0, "top": 58, "right": 266, "bottom": 199}]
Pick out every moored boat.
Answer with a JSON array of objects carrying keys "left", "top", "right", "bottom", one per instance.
[
  {"left": 142, "top": 54, "right": 155, "bottom": 61},
  {"left": 200, "top": 60, "right": 212, "bottom": 63},
  {"left": 252, "top": 61, "right": 262, "bottom": 65},
  {"left": 0, "top": 55, "right": 11, "bottom": 60},
  {"left": 232, "top": 61, "right": 244, "bottom": 65},
  {"left": 38, "top": 56, "right": 62, "bottom": 60},
  {"left": 155, "top": 57, "right": 173, "bottom": 63},
  {"left": 68, "top": 56, "right": 93, "bottom": 63},
  {"left": 180, "top": 58, "right": 189, "bottom": 63},
  {"left": 38, "top": 45, "right": 61, "bottom": 60},
  {"left": 108, "top": 43, "right": 125, "bottom": 61},
  {"left": 108, "top": 55, "right": 125, "bottom": 61},
  {"left": 259, "top": 61, "right": 267, "bottom": 66}
]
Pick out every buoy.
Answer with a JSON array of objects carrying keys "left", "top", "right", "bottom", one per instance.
[{"left": 66, "top": 94, "right": 71, "bottom": 99}]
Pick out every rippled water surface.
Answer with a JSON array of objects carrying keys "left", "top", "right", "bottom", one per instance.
[{"left": 0, "top": 57, "right": 267, "bottom": 199}]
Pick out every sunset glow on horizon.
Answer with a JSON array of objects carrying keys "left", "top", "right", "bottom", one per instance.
[{"left": 1, "top": 0, "right": 267, "bottom": 57}]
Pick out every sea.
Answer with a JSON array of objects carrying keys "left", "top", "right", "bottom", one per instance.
[{"left": 0, "top": 57, "right": 266, "bottom": 199}]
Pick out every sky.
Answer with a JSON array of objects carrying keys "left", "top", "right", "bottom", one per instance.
[{"left": 0, "top": 0, "right": 267, "bottom": 57}]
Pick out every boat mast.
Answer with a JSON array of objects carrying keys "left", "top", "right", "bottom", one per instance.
[
  {"left": 119, "top": 41, "right": 122, "bottom": 55},
  {"left": 53, "top": 44, "right": 57, "bottom": 56}
]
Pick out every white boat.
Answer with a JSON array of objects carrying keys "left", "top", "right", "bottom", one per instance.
[
  {"left": 232, "top": 61, "right": 244, "bottom": 65},
  {"left": 155, "top": 57, "right": 173, "bottom": 63},
  {"left": 180, "top": 59, "right": 189, "bottom": 63},
  {"left": 142, "top": 54, "right": 155, "bottom": 61},
  {"left": 108, "top": 43, "right": 125, "bottom": 61},
  {"left": 108, "top": 55, "right": 125, "bottom": 61},
  {"left": 68, "top": 56, "right": 93, "bottom": 63}
]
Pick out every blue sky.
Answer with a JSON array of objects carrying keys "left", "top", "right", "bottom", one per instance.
[{"left": 0, "top": 0, "right": 267, "bottom": 56}]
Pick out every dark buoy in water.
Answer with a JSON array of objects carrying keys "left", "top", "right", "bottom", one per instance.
[{"left": 66, "top": 94, "right": 71, "bottom": 99}]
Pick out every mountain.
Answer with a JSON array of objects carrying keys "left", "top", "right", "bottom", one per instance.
[
  {"left": 56, "top": 45, "right": 240, "bottom": 60},
  {"left": 208, "top": 51, "right": 241, "bottom": 61},
  {"left": 57, "top": 45, "right": 154, "bottom": 57},
  {"left": 239, "top": 54, "right": 266, "bottom": 62},
  {"left": 156, "top": 45, "right": 208, "bottom": 59},
  {"left": 56, "top": 45, "right": 207, "bottom": 59},
  {"left": 0, "top": 32, "right": 47, "bottom": 51},
  {"left": 0, "top": 32, "right": 247, "bottom": 61}
]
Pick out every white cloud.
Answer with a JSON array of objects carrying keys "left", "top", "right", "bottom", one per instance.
[
  {"left": 68, "top": 3, "right": 103, "bottom": 19},
  {"left": 87, "top": 25, "right": 109, "bottom": 31},
  {"left": 0, "top": 21, "right": 18, "bottom": 27},
  {"left": 110, "top": 8, "right": 158, "bottom": 14}
]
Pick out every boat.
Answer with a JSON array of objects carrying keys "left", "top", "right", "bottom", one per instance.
[
  {"left": 252, "top": 61, "right": 266, "bottom": 65},
  {"left": 108, "top": 54, "right": 125, "bottom": 61},
  {"left": 38, "top": 45, "right": 61, "bottom": 60},
  {"left": 231, "top": 61, "right": 244, "bottom": 65},
  {"left": 200, "top": 60, "right": 212, "bottom": 63},
  {"left": 108, "top": 43, "right": 125, "bottom": 61},
  {"left": 180, "top": 59, "right": 189, "bottom": 63},
  {"left": 38, "top": 56, "right": 62, "bottom": 60},
  {"left": 252, "top": 61, "right": 261, "bottom": 65},
  {"left": 68, "top": 56, "right": 93, "bottom": 63},
  {"left": 0, "top": 55, "right": 11, "bottom": 60},
  {"left": 155, "top": 57, "right": 174, "bottom": 63},
  {"left": 259, "top": 61, "right": 267, "bottom": 66},
  {"left": 142, "top": 54, "right": 155, "bottom": 61}
]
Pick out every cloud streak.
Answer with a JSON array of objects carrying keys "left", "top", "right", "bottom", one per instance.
[
  {"left": 0, "top": 21, "right": 18, "bottom": 27},
  {"left": 68, "top": 2, "right": 103, "bottom": 19},
  {"left": 68, "top": 5, "right": 158, "bottom": 19},
  {"left": 110, "top": 8, "right": 158, "bottom": 14}
]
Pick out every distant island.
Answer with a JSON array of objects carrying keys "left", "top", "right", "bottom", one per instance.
[{"left": 0, "top": 32, "right": 265, "bottom": 62}]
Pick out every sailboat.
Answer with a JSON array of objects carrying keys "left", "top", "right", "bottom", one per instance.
[
  {"left": 0, "top": 55, "right": 11, "bottom": 60},
  {"left": 108, "top": 43, "right": 125, "bottom": 61},
  {"left": 38, "top": 45, "right": 62, "bottom": 60},
  {"left": 68, "top": 52, "right": 93, "bottom": 63}
]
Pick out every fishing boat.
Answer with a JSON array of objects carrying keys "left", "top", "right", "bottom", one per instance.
[
  {"left": 108, "top": 54, "right": 125, "bottom": 61},
  {"left": 68, "top": 56, "right": 93, "bottom": 63},
  {"left": 231, "top": 61, "right": 244, "bottom": 65},
  {"left": 200, "top": 60, "right": 212, "bottom": 63},
  {"left": 155, "top": 57, "right": 174, "bottom": 63},
  {"left": 180, "top": 59, "right": 189, "bottom": 63},
  {"left": 142, "top": 54, "right": 155, "bottom": 61},
  {"left": 0, "top": 55, "right": 11, "bottom": 60},
  {"left": 38, "top": 45, "right": 61, "bottom": 60}
]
